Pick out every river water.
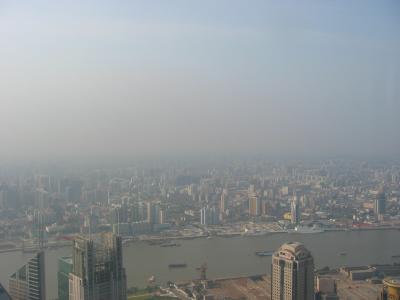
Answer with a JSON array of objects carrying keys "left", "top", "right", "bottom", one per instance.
[{"left": 1, "top": 229, "right": 399, "bottom": 300}]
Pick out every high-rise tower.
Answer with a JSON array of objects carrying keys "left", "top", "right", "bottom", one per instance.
[
  {"left": 219, "top": 190, "right": 228, "bottom": 220},
  {"left": 9, "top": 251, "right": 46, "bottom": 300},
  {"left": 249, "top": 193, "right": 261, "bottom": 216},
  {"left": 33, "top": 210, "right": 46, "bottom": 250},
  {"left": 291, "top": 194, "right": 300, "bottom": 225},
  {"left": 271, "top": 242, "right": 314, "bottom": 300},
  {"left": 69, "top": 233, "right": 127, "bottom": 300},
  {"left": 200, "top": 206, "right": 219, "bottom": 226},
  {"left": 375, "top": 188, "right": 386, "bottom": 221},
  {"left": 58, "top": 257, "right": 73, "bottom": 300}
]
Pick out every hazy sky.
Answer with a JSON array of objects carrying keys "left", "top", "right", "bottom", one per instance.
[{"left": 0, "top": 0, "right": 399, "bottom": 161}]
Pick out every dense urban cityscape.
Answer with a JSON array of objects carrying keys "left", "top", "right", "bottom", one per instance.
[
  {"left": 0, "top": 158, "right": 400, "bottom": 299},
  {"left": 1, "top": 0, "right": 399, "bottom": 299}
]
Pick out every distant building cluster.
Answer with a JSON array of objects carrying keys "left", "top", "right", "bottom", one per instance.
[{"left": 0, "top": 159, "right": 400, "bottom": 299}]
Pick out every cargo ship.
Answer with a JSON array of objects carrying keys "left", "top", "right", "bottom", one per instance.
[
  {"left": 255, "top": 251, "right": 274, "bottom": 257},
  {"left": 160, "top": 242, "right": 181, "bottom": 247},
  {"left": 168, "top": 263, "right": 187, "bottom": 268}
]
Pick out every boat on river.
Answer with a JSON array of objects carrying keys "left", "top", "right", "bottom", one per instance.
[
  {"left": 255, "top": 251, "right": 274, "bottom": 257},
  {"left": 288, "top": 226, "right": 324, "bottom": 234},
  {"left": 160, "top": 242, "right": 180, "bottom": 247},
  {"left": 168, "top": 263, "right": 187, "bottom": 268}
]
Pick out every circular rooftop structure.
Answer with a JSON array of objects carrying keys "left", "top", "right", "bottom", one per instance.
[{"left": 383, "top": 277, "right": 400, "bottom": 288}]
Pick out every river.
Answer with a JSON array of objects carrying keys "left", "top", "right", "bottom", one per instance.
[{"left": 0, "top": 229, "right": 399, "bottom": 299}]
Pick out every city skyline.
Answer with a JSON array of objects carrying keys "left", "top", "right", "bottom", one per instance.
[
  {"left": 0, "top": 1, "right": 400, "bottom": 299},
  {"left": 0, "top": 157, "right": 400, "bottom": 299}
]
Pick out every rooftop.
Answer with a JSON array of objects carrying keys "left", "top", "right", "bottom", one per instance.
[
  {"left": 383, "top": 277, "right": 400, "bottom": 288},
  {"left": 276, "top": 241, "right": 312, "bottom": 260}
]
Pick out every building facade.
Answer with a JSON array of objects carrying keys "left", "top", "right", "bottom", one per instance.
[
  {"left": 219, "top": 190, "right": 228, "bottom": 220},
  {"left": 271, "top": 242, "right": 314, "bottom": 300},
  {"left": 9, "top": 251, "right": 45, "bottom": 300},
  {"left": 291, "top": 195, "right": 300, "bottom": 225},
  {"left": 200, "top": 206, "right": 219, "bottom": 226},
  {"left": 375, "top": 189, "right": 386, "bottom": 221},
  {"left": 381, "top": 277, "right": 400, "bottom": 300},
  {"left": 69, "top": 234, "right": 127, "bottom": 300},
  {"left": 58, "top": 256, "right": 73, "bottom": 300},
  {"left": 249, "top": 194, "right": 261, "bottom": 216}
]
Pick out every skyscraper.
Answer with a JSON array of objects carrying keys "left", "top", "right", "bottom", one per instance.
[
  {"left": 261, "top": 200, "right": 269, "bottom": 216},
  {"left": 32, "top": 210, "right": 46, "bottom": 250},
  {"left": 158, "top": 208, "right": 166, "bottom": 224},
  {"left": 291, "top": 194, "right": 300, "bottom": 225},
  {"left": 200, "top": 206, "right": 219, "bottom": 226},
  {"left": 69, "top": 233, "right": 127, "bottom": 300},
  {"left": 271, "top": 242, "right": 314, "bottom": 300},
  {"left": 58, "top": 257, "right": 73, "bottom": 300},
  {"left": 200, "top": 207, "right": 207, "bottom": 225},
  {"left": 375, "top": 189, "right": 386, "bottom": 221},
  {"left": 249, "top": 194, "right": 261, "bottom": 216},
  {"left": 9, "top": 251, "right": 46, "bottom": 300},
  {"left": 220, "top": 190, "right": 227, "bottom": 213},
  {"left": 146, "top": 202, "right": 161, "bottom": 225}
]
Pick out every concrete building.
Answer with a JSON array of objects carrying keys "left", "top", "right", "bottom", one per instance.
[
  {"left": 261, "top": 200, "right": 269, "bottom": 215},
  {"left": 381, "top": 277, "right": 400, "bottom": 300},
  {"left": 291, "top": 194, "right": 300, "bottom": 225},
  {"left": 158, "top": 208, "right": 166, "bottom": 224},
  {"left": 146, "top": 202, "right": 164, "bottom": 225},
  {"left": 375, "top": 189, "right": 386, "bottom": 221},
  {"left": 200, "top": 206, "right": 219, "bottom": 226},
  {"left": 248, "top": 194, "right": 261, "bottom": 216},
  {"left": 316, "top": 276, "right": 338, "bottom": 300},
  {"left": 340, "top": 264, "right": 400, "bottom": 281},
  {"left": 9, "top": 251, "right": 45, "bottom": 300},
  {"left": 69, "top": 234, "right": 127, "bottom": 300},
  {"left": 58, "top": 257, "right": 73, "bottom": 300},
  {"left": 219, "top": 190, "right": 228, "bottom": 220},
  {"left": 271, "top": 242, "right": 314, "bottom": 300}
]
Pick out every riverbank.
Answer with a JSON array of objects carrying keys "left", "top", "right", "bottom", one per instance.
[
  {"left": 1, "top": 228, "right": 400, "bottom": 299},
  {"left": 1, "top": 225, "right": 399, "bottom": 254}
]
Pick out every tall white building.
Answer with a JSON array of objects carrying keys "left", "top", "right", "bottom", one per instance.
[
  {"left": 220, "top": 190, "right": 227, "bottom": 213},
  {"left": 291, "top": 194, "right": 300, "bottom": 225},
  {"left": 271, "top": 242, "right": 314, "bottom": 300}
]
